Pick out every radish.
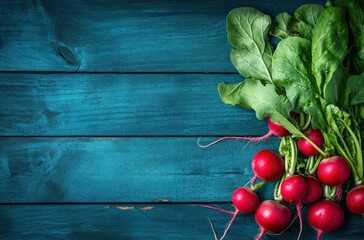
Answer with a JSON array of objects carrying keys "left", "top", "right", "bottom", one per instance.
[
  {"left": 297, "top": 128, "right": 324, "bottom": 156},
  {"left": 197, "top": 117, "right": 290, "bottom": 148},
  {"left": 317, "top": 156, "right": 351, "bottom": 186},
  {"left": 346, "top": 185, "right": 364, "bottom": 215},
  {"left": 219, "top": 187, "right": 259, "bottom": 239},
  {"left": 255, "top": 200, "right": 292, "bottom": 240},
  {"left": 232, "top": 187, "right": 260, "bottom": 214},
  {"left": 302, "top": 176, "right": 322, "bottom": 205},
  {"left": 307, "top": 200, "right": 344, "bottom": 240},
  {"left": 252, "top": 149, "right": 285, "bottom": 182},
  {"left": 200, "top": 187, "right": 259, "bottom": 240},
  {"left": 281, "top": 175, "right": 308, "bottom": 240},
  {"left": 267, "top": 116, "right": 290, "bottom": 137}
]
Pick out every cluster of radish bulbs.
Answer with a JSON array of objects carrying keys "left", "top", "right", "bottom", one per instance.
[{"left": 199, "top": 116, "right": 364, "bottom": 240}]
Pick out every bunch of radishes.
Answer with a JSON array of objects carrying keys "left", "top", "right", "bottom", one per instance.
[
  {"left": 199, "top": 1, "right": 364, "bottom": 239},
  {"left": 199, "top": 0, "right": 364, "bottom": 239},
  {"left": 200, "top": 115, "right": 363, "bottom": 240}
]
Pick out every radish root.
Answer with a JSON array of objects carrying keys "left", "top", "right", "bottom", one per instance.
[
  {"left": 197, "top": 131, "right": 274, "bottom": 148},
  {"left": 207, "top": 217, "right": 219, "bottom": 240},
  {"left": 198, "top": 204, "right": 235, "bottom": 215},
  {"left": 219, "top": 210, "right": 239, "bottom": 240},
  {"left": 296, "top": 202, "right": 303, "bottom": 240},
  {"left": 255, "top": 228, "right": 266, "bottom": 240}
]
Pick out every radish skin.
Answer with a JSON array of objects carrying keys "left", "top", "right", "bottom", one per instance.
[
  {"left": 252, "top": 150, "right": 285, "bottom": 182},
  {"left": 219, "top": 187, "right": 259, "bottom": 240},
  {"left": 346, "top": 185, "right": 364, "bottom": 214},
  {"left": 267, "top": 117, "right": 290, "bottom": 137},
  {"left": 307, "top": 200, "right": 344, "bottom": 240},
  {"left": 255, "top": 200, "right": 291, "bottom": 240},
  {"left": 302, "top": 176, "right": 322, "bottom": 205},
  {"left": 232, "top": 187, "right": 259, "bottom": 214},
  {"left": 280, "top": 175, "right": 308, "bottom": 240},
  {"left": 298, "top": 128, "right": 324, "bottom": 156},
  {"left": 201, "top": 187, "right": 259, "bottom": 240},
  {"left": 317, "top": 156, "right": 351, "bottom": 186}
]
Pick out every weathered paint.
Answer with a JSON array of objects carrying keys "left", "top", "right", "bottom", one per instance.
[
  {"left": 1, "top": 0, "right": 361, "bottom": 239},
  {"left": 0, "top": 73, "right": 266, "bottom": 136},
  {"left": 0, "top": 204, "right": 362, "bottom": 239},
  {"left": 0, "top": 0, "right": 325, "bottom": 72},
  {"left": 0, "top": 137, "right": 279, "bottom": 202}
]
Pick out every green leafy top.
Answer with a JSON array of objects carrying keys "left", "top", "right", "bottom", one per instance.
[
  {"left": 348, "top": 73, "right": 364, "bottom": 105},
  {"left": 218, "top": 78, "right": 291, "bottom": 121},
  {"left": 311, "top": 6, "right": 348, "bottom": 95},
  {"left": 294, "top": 4, "right": 324, "bottom": 39},
  {"left": 336, "top": 0, "right": 364, "bottom": 73},
  {"left": 227, "top": 8, "right": 273, "bottom": 83},
  {"left": 217, "top": 0, "right": 364, "bottom": 202},
  {"left": 272, "top": 36, "right": 326, "bottom": 129},
  {"left": 270, "top": 4, "right": 324, "bottom": 40},
  {"left": 270, "top": 12, "right": 292, "bottom": 39}
]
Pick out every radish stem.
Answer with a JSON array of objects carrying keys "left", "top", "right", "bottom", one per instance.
[
  {"left": 302, "top": 114, "right": 311, "bottom": 131},
  {"left": 288, "top": 136, "right": 298, "bottom": 176},
  {"left": 340, "top": 119, "right": 363, "bottom": 183},
  {"left": 251, "top": 180, "right": 266, "bottom": 191},
  {"left": 274, "top": 173, "right": 286, "bottom": 201},
  {"left": 273, "top": 112, "right": 327, "bottom": 156}
]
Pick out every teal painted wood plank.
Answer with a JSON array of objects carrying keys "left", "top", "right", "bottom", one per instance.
[
  {"left": 0, "top": 137, "right": 280, "bottom": 203},
  {"left": 0, "top": 0, "right": 325, "bottom": 72},
  {"left": 0, "top": 204, "right": 362, "bottom": 239},
  {"left": 0, "top": 73, "right": 268, "bottom": 136}
]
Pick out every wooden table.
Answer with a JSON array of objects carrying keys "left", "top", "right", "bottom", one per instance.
[{"left": 0, "top": 0, "right": 362, "bottom": 239}]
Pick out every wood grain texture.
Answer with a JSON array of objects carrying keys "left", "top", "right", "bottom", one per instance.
[
  {"left": 2, "top": 0, "right": 363, "bottom": 239},
  {"left": 0, "top": 203, "right": 362, "bottom": 240},
  {"left": 0, "top": 137, "right": 279, "bottom": 203},
  {"left": 0, "top": 73, "right": 268, "bottom": 136},
  {"left": 0, "top": 0, "right": 325, "bottom": 72}
]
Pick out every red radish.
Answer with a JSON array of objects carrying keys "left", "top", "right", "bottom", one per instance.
[
  {"left": 267, "top": 117, "right": 290, "bottom": 137},
  {"left": 346, "top": 185, "right": 364, "bottom": 214},
  {"left": 281, "top": 175, "right": 308, "bottom": 240},
  {"left": 200, "top": 187, "right": 259, "bottom": 240},
  {"left": 307, "top": 200, "right": 344, "bottom": 240},
  {"left": 252, "top": 150, "right": 285, "bottom": 182},
  {"left": 197, "top": 117, "right": 290, "bottom": 148},
  {"left": 297, "top": 128, "right": 324, "bottom": 156},
  {"left": 220, "top": 187, "right": 259, "bottom": 239},
  {"left": 317, "top": 156, "right": 351, "bottom": 186},
  {"left": 232, "top": 187, "right": 259, "bottom": 214},
  {"left": 302, "top": 176, "right": 322, "bottom": 205},
  {"left": 255, "top": 200, "right": 292, "bottom": 240},
  {"left": 281, "top": 175, "right": 308, "bottom": 203}
]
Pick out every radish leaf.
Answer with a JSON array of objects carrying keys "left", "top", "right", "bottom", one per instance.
[
  {"left": 227, "top": 8, "right": 273, "bottom": 83},
  {"left": 270, "top": 12, "right": 292, "bottom": 39},
  {"left": 272, "top": 36, "right": 325, "bottom": 129},
  {"left": 311, "top": 6, "right": 348, "bottom": 95},
  {"left": 348, "top": 73, "right": 364, "bottom": 105},
  {"left": 293, "top": 4, "right": 324, "bottom": 39},
  {"left": 323, "top": 66, "right": 349, "bottom": 107},
  {"left": 336, "top": 0, "right": 364, "bottom": 73},
  {"left": 218, "top": 78, "right": 291, "bottom": 121}
]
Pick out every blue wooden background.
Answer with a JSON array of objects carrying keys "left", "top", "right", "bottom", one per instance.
[{"left": 1, "top": 0, "right": 363, "bottom": 239}]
